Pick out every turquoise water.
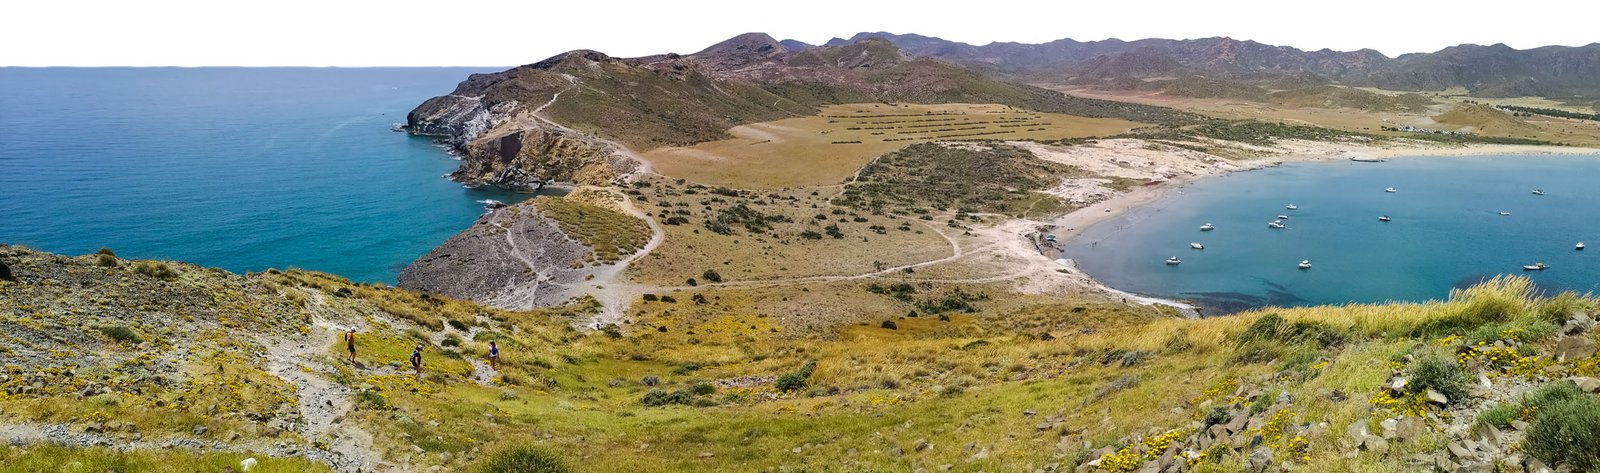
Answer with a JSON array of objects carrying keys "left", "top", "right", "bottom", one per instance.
[
  {"left": 1061, "top": 156, "right": 1600, "bottom": 314},
  {"left": 0, "top": 67, "right": 529, "bottom": 283}
]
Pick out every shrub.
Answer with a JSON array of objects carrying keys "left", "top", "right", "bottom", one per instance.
[
  {"left": 478, "top": 447, "right": 571, "bottom": 473},
  {"left": 659, "top": 295, "right": 677, "bottom": 303},
  {"left": 691, "top": 383, "right": 716, "bottom": 396},
  {"left": 441, "top": 335, "right": 462, "bottom": 348},
  {"left": 824, "top": 224, "right": 844, "bottom": 239},
  {"left": 686, "top": 278, "right": 697, "bottom": 287},
  {"left": 1202, "top": 406, "right": 1232, "bottom": 429},
  {"left": 1524, "top": 394, "right": 1600, "bottom": 471},
  {"left": 664, "top": 216, "right": 689, "bottom": 225},
  {"left": 642, "top": 294, "right": 658, "bottom": 302},
  {"left": 600, "top": 324, "right": 623, "bottom": 339},
  {"left": 640, "top": 389, "right": 694, "bottom": 407},
  {"left": 97, "top": 325, "right": 143, "bottom": 345},
  {"left": 446, "top": 319, "right": 469, "bottom": 331},
  {"left": 1525, "top": 381, "right": 1587, "bottom": 412},
  {"left": 775, "top": 360, "right": 817, "bottom": 393},
  {"left": 799, "top": 230, "right": 823, "bottom": 240},
  {"left": 131, "top": 261, "right": 178, "bottom": 280},
  {"left": 1407, "top": 355, "right": 1469, "bottom": 402},
  {"left": 1476, "top": 403, "right": 1520, "bottom": 429},
  {"left": 701, "top": 269, "right": 722, "bottom": 283},
  {"left": 96, "top": 253, "right": 118, "bottom": 267},
  {"left": 357, "top": 389, "right": 389, "bottom": 410},
  {"left": 880, "top": 320, "right": 898, "bottom": 330},
  {"left": 96, "top": 247, "right": 116, "bottom": 256}
]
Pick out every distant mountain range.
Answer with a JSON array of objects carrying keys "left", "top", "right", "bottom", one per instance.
[{"left": 785, "top": 32, "right": 1600, "bottom": 98}]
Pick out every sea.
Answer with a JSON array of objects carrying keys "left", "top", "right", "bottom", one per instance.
[
  {"left": 0, "top": 67, "right": 535, "bottom": 283},
  {"left": 1060, "top": 155, "right": 1600, "bottom": 315}
]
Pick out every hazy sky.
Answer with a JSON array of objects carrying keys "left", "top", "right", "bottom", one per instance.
[{"left": 6, "top": 0, "right": 1598, "bottom": 66}]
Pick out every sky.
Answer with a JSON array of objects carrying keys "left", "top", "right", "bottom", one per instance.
[{"left": 4, "top": 0, "right": 1598, "bottom": 67}]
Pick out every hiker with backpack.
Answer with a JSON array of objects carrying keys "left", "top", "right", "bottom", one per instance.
[
  {"left": 410, "top": 344, "right": 424, "bottom": 377},
  {"left": 487, "top": 341, "right": 499, "bottom": 371}
]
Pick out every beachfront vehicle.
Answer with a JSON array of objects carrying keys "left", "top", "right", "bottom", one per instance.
[
  {"left": 1385, "top": 187, "right": 1397, "bottom": 193},
  {"left": 1378, "top": 216, "right": 1392, "bottom": 222},
  {"left": 1299, "top": 260, "right": 1312, "bottom": 269},
  {"left": 1577, "top": 242, "right": 1585, "bottom": 251},
  {"left": 1523, "top": 263, "right": 1549, "bottom": 271},
  {"left": 1165, "top": 256, "right": 1181, "bottom": 265},
  {"left": 1190, "top": 242, "right": 1204, "bottom": 250},
  {"left": 1268, "top": 220, "right": 1286, "bottom": 229},
  {"left": 1285, "top": 204, "right": 1298, "bottom": 210},
  {"left": 1199, "top": 223, "right": 1215, "bottom": 231}
]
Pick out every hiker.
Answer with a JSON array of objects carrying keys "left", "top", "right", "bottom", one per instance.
[
  {"left": 410, "top": 344, "right": 423, "bottom": 377},
  {"left": 487, "top": 341, "right": 500, "bottom": 371},
  {"left": 344, "top": 329, "right": 357, "bottom": 363}
]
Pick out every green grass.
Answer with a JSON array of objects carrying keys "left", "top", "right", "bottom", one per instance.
[
  {"left": 0, "top": 444, "right": 330, "bottom": 473},
  {"left": 534, "top": 197, "right": 650, "bottom": 263}
]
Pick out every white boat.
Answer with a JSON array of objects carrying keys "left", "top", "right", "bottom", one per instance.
[
  {"left": 1277, "top": 215, "right": 1289, "bottom": 220},
  {"left": 1378, "top": 216, "right": 1392, "bottom": 222},
  {"left": 1498, "top": 211, "right": 1512, "bottom": 216},
  {"left": 1385, "top": 187, "right": 1397, "bottom": 193},
  {"left": 1532, "top": 189, "right": 1546, "bottom": 195},
  {"left": 1578, "top": 242, "right": 1586, "bottom": 251},
  {"left": 1199, "top": 223, "right": 1215, "bottom": 231},
  {"left": 1166, "top": 256, "right": 1182, "bottom": 265},
  {"left": 1524, "top": 262, "right": 1549, "bottom": 271},
  {"left": 1268, "top": 220, "right": 1286, "bottom": 229},
  {"left": 1298, "top": 260, "right": 1312, "bottom": 269},
  {"left": 1191, "top": 243, "right": 1205, "bottom": 250},
  {"left": 1285, "top": 204, "right": 1298, "bottom": 210}
]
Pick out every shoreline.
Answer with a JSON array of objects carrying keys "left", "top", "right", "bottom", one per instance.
[{"left": 1039, "top": 142, "right": 1600, "bottom": 315}]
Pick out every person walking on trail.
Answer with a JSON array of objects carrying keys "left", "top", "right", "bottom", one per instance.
[
  {"left": 410, "top": 344, "right": 424, "bottom": 377},
  {"left": 487, "top": 341, "right": 500, "bottom": 371},
  {"left": 344, "top": 329, "right": 357, "bottom": 364}
]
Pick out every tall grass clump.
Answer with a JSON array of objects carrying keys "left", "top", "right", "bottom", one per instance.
[
  {"left": 478, "top": 447, "right": 570, "bottom": 473},
  {"left": 1410, "top": 276, "right": 1534, "bottom": 337}
]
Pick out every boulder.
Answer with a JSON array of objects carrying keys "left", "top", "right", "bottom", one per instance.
[
  {"left": 1554, "top": 335, "right": 1597, "bottom": 361},
  {"left": 1563, "top": 313, "right": 1595, "bottom": 335},
  {"left": 1247, "top": 447, "right": 1273, "bottom": 473},
  {"left": 1569, "top": 376, "right": 1600, "bottom": 393},
  {"left": 1424, "top": 389, "right": 1450, "bottom": 405}
]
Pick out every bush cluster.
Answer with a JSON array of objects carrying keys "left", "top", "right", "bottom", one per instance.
[{"left": 775, "top": 360, "right": 818, "bottom": 393}]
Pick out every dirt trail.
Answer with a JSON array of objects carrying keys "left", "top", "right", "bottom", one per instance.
[{"left": 259, "top": 317, "right": 385, "bottom": 472}]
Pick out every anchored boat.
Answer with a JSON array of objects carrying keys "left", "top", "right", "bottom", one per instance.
[
  {"left": 1190, "top": 242, "right": 1205, "bottom": 250},
  {"left": 1578, "top": 242, "right": 1586, "bottom": 251},
  {"left": 1268, "top": 220, "right": 1286, "bottom": 229},
  {"left": 1523, "top": 263, "right": 1549, "bottom": 271},
  {"left": 1165, "top": 256, "right": 1182, "bottom": 265},
  {"left": 1285, "top": 204, "right": 1298, "bottom": 210},
  {"left": 1385, "top": 187, "right": 1397, "bottom": 193},
  {"left": 1199, "top": 223, "right": 1215, "bottom": 231},
  {"left": 1378, "top": 216, "right": 1392, "bottom": 222},
  {"left": 1298, "top": 260, "right": 1312, "bottom": 269}
]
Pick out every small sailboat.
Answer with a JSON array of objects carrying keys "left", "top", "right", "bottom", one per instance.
[
  {"left": 1378, "top": 215, "right": 1392, "bottom": 222},
  {"left": 1268, "top": 220, "right": 1286, "bottom": 229},
  {"left": 1532, "top": 189, "right": 1546, "bottom": 195},
  {"left": 1523, "top": 262, "right": 1549, "bottom": 271},
  {"left": 1498, "top": 211, "right": 1512, "bottom": 216},
  {"left": 1199, "top": 223, "right": 1215, "bottom": 231},
  {"left": 1298, "top": 260, "right": 1312, "bottom": 269},
  {"left": 1191, "top": 242, "right": 1205, "bottom": 250},
  {"left": 1277, "top": 215, "right": 1290, "bottom": 220},
  {"left": 1285, "top": 204, "right": 1298, "bottom": 210},
  {"left": 1577, "top": 242, "right": 1586, "bottom": 251},
  {"left": 1166, "top": 256, "right": 1182, "bottom": 265},
  {"left": 1385, "top": 187, "right": 1397, "bottom": 193}
]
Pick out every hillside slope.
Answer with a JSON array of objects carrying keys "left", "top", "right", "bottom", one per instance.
[
  {"left": 7, "top": 245, "right": 1600, "bottom": 472},
  {"left": 406, "top": 34, "right": 1196, "bottom": 190}
]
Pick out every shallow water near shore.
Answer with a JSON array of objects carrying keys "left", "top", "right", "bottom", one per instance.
[
  {"left": 0, "top": 67, "right": 527, "bottom": 283},
  {"left": 1061, "top": 155, "right": 1600, "bottom": 314}
]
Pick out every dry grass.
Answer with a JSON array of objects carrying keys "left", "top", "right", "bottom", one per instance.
[
  {"left": 534, "top": 197, "right": 650, "bottom": 264},
  {"left": 641, "top": 103, "right": 1145, "bottom": 188}
]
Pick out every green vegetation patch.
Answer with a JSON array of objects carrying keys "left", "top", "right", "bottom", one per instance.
[
  {"left": 535, "top": 198, "right": 650, "bottom": 263},
  {"left": 835, "top": 142, "right": 1081, "bottom": 216}
]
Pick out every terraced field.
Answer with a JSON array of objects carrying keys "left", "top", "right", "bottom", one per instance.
[{"left": 641, "top": 103, "right": 1145, "bottom": 188}]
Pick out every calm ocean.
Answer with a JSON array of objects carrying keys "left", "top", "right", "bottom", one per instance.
[
  {"left": 1061, "top": 156, "right": 1600, "bottom": 314},
  {"left": 0, "top": 67, "right": 527, "bottom": 283}
]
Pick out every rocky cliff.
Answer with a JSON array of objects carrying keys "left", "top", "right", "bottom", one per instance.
[{"left": 396, "top": 201, "right": 597, "bottom": 309}]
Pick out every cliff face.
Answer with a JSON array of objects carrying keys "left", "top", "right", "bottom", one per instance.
[{"left": 397, "top": 201, "right": 597, "bottom": 309}]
